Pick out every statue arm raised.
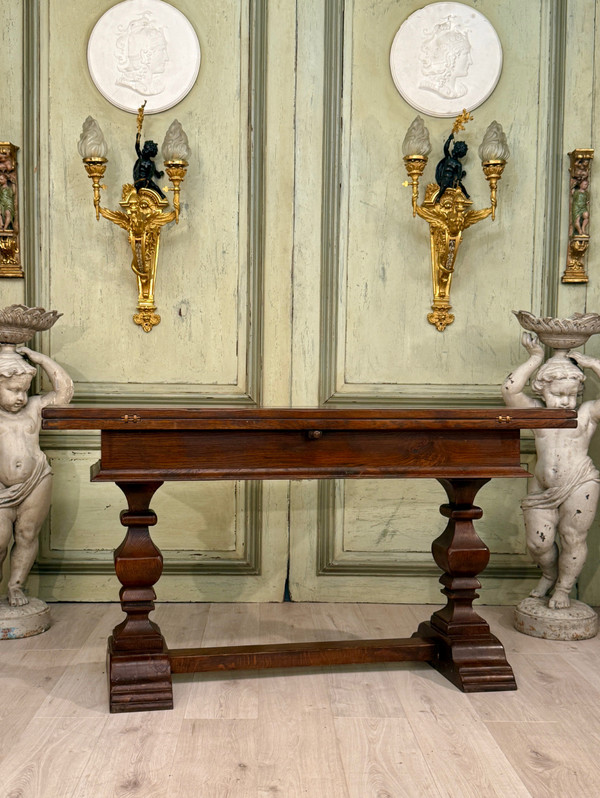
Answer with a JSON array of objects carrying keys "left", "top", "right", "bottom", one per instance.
[
  {"left": 569, "top": 351, "right": 600, "bottom": 419},
  {"left": 16, "top": 347, "right": 74, "bottom": 407},
  {"left": 501, "top": 332, "right": 544, "bottom": 409},
  {"left": 443, "top": 133, "right": 454, "bottom": 157}
]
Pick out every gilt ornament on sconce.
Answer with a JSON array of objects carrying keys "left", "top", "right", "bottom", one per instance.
[
  {"left": 78, "top": 103, "right": 191, "bottom": 332},
  {"left": 402, "top": 111, "right": 509, "bottom": 331}
]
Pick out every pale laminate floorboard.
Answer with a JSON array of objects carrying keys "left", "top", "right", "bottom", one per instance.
[
  {"left": 67, "top": 603, "right": 124, "bottom": 664},
  {"left": 184, "top": 603, "right": 261, "bottom": 719},
  {"left": 153, "top": 601, "right": 210, "bottom": 648},
  {"left": 34, "top": 660, "right": 113, "bottom": 718},
  {"left": 0, "top": 649, "right": 78, "bottom": 759},
  {"left": 558, "top": 704, "right": 600, "bottom": 773},
  {"left": 3, "top": 602, "right": 599, "bottom": 798},
  {"left": 1, "top": 603, "right": 109, "bottom": 652},
  {"left": 333, "top": 717, "right": 443, "bottom": 798},
  {"left": 256, "top": 670, "right": 349, "bottom": 798},
  {"left": 32, "top": 608, "right": 128, "bottom": 719},
  {"left": 467, "top": 650, "right": 600, "bottom": 723},
  {"left": 357, "top": 602, "right": 425, "bottom": 638},
  {"left": 72, "top": 711, "right": 184, "bottom": 798},
  {"left": 256, "top": 602, "right": 350, "bottom": 797},
  {"left": 329, "top": 662, "right": 412, "bottom": 719},
  {"left": 552, "top": 645, "right": 600, "bottom": 694},
  {"left": 169, "top": 719, "right": 258, "bottom": 797},
  {"left": 395, "top": 668, "right": 533, "bottom": 798},
  {"left": 485, "top": 720, "right": 600, "bottom": 798},
  {"left": 475, "top": 604, "right": 600, "bottom": 656},
  {"left": 310, "top": 602, "right": 411, "bottom": 719},
  {"left": 259, "top": 599, "right": 338, "bottom": 644},
  {"left": 0, "top": 649, "right": 76, "bottom": 721},
  {"left": 0, "top": 718, "right": 104, "bottom": 798}
]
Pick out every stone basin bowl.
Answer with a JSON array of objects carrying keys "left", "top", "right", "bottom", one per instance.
[
  {"left": 513, "top": 310, "right": 600, "bottom": 351},
  {"left": 0, "top": 304, "right": 62, "bottom": 345}
]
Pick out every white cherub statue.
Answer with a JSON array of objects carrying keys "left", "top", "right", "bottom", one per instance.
[
  {"left": 502, "top": 331, "right": 600, "bottom": 609},
  {"left": 0, "top": 306, "right": 73, "bottom": 607}
]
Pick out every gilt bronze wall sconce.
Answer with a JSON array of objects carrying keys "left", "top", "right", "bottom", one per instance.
[
  {"left": 562, "top": 148, "right": 593, "bottom": 284},
  {"left": 403, "top": 111, "right": 509, "bottom": 331},
  {"left": 78, "top": 103, "right": 191, "bottom": 332}
]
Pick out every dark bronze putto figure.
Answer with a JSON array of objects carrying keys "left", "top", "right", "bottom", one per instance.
[
  {"left": 133, "top": 137, "right": 165, "bottom": 198},
  {"left": 132, "top": 101, "right": 165, "bottom": 198},
  {"left": 434, "top": 132, "right": 469, "bottom": 203}
]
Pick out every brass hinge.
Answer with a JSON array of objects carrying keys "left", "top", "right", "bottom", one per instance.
[
  {"left": 120, "top": 414, "right": 142, "bottom": 423},
  {"left": 497, "top": 415, "right": 512, "bottom": 424}
]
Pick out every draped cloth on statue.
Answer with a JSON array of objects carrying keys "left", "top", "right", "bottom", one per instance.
[
  {"left": 521, "top": 458, "right": 600, "bottom": 511},
  {"left": 0, "top": 453, "right": 51, "bottom": 508}
]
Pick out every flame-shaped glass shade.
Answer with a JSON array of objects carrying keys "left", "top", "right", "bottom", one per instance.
[
  {"left": 402, "top": 116, "right": 431, "bottom": 157},
  {"left": 78, "top": 116, "right": 108, "bottom": 159},
  {"left": 478, "top": 121, "right": 510, "bottom": 162},
  {"left": 161, "top": 120, "right": 191, "bottom": 162}
]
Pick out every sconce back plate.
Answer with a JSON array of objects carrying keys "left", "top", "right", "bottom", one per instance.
[{"left": 87, "top": 0, "right": 201, "bottom": 114}]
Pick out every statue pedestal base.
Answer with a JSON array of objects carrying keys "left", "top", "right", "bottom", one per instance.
[
  {"left": 0, "top": 597, "right": 51, "bottom": 639},
  {"left": 514, "top": 596, "right": 597, "bottom": 640}
]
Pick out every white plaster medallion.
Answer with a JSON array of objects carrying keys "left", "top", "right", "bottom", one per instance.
[
  {"left": 87, "top": 0, "right": 201, "bottom": 114},
  {"left": 390, "top": 2, "right": 502, "bottom": 118}
]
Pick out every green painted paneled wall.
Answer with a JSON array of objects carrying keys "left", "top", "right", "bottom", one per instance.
[{"left": 1, "top": 0, "right": 599, "bottom": 605}]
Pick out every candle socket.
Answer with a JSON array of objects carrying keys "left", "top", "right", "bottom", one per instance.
[
  {"left": 83, "top": 157, "right": 108, "bottom": 220},
  {"left": 403, "top": 155, "right": 428, "bottom": 216},
  {"left": 164, "top": 159, "right": 189, "bottom": 223},
  {"left": 482, "top": 159, "right": 506, "bottom": 220}
]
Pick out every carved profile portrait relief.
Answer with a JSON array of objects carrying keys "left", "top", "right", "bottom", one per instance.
[
  {"left": 115, "top": 11, "right": 170, "bottom": 96},
  {"left": 87, "top": 0, "right": 200, "bottom": 114},
  {"left": 419, "top": 15, "right": 473, "bottom": 100},
  {"left": 390, "top": 3, "right": 502, "bottom": 118}
]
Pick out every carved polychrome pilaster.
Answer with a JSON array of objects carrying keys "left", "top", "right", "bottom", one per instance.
[
  {"left": 562, "top": 148, "right": 594, "bottom": 284},
  {"left": 0, "top": 143, "right": 23, "bottom": 277}
]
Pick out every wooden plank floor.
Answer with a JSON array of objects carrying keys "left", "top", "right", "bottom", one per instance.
[{"left": 1, "top": 602, "right": 599, "bottom": 797}]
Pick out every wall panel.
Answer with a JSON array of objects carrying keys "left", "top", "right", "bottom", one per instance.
[
  {"left": 6, "top": 0, "right": 599, "bottom": 606},
  {"left": 290, "top": 0, "right": 572, "bottom": 604},
  {"left": 23, "top": 0, "right": 294, "bottom": 601},
  {"left": 42, "top": 0, "right": 259, "bottom": 402}
]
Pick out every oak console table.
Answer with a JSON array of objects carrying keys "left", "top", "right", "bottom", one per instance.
[{"left": 42, "top": 406, "right": 576, "bottom": 713}]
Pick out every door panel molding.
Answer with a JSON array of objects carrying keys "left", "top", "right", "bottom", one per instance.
[
  {"left": 33, "top": 0, "right": 267, "bottom": 406},
  {"left": 318, "top": 0, "right": 566, "bottom": 406}
]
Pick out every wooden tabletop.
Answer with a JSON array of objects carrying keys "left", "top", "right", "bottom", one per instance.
[{"left": 42, "top": 406, "right": 577, "bottom": 431}]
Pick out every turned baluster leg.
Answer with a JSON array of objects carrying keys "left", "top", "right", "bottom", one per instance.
[
  {"left": 107, "top": 480, "right": 174, "bottom": 712},
  {"left": 416, "top": 477, "right": 517, "bottom": 692}
]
